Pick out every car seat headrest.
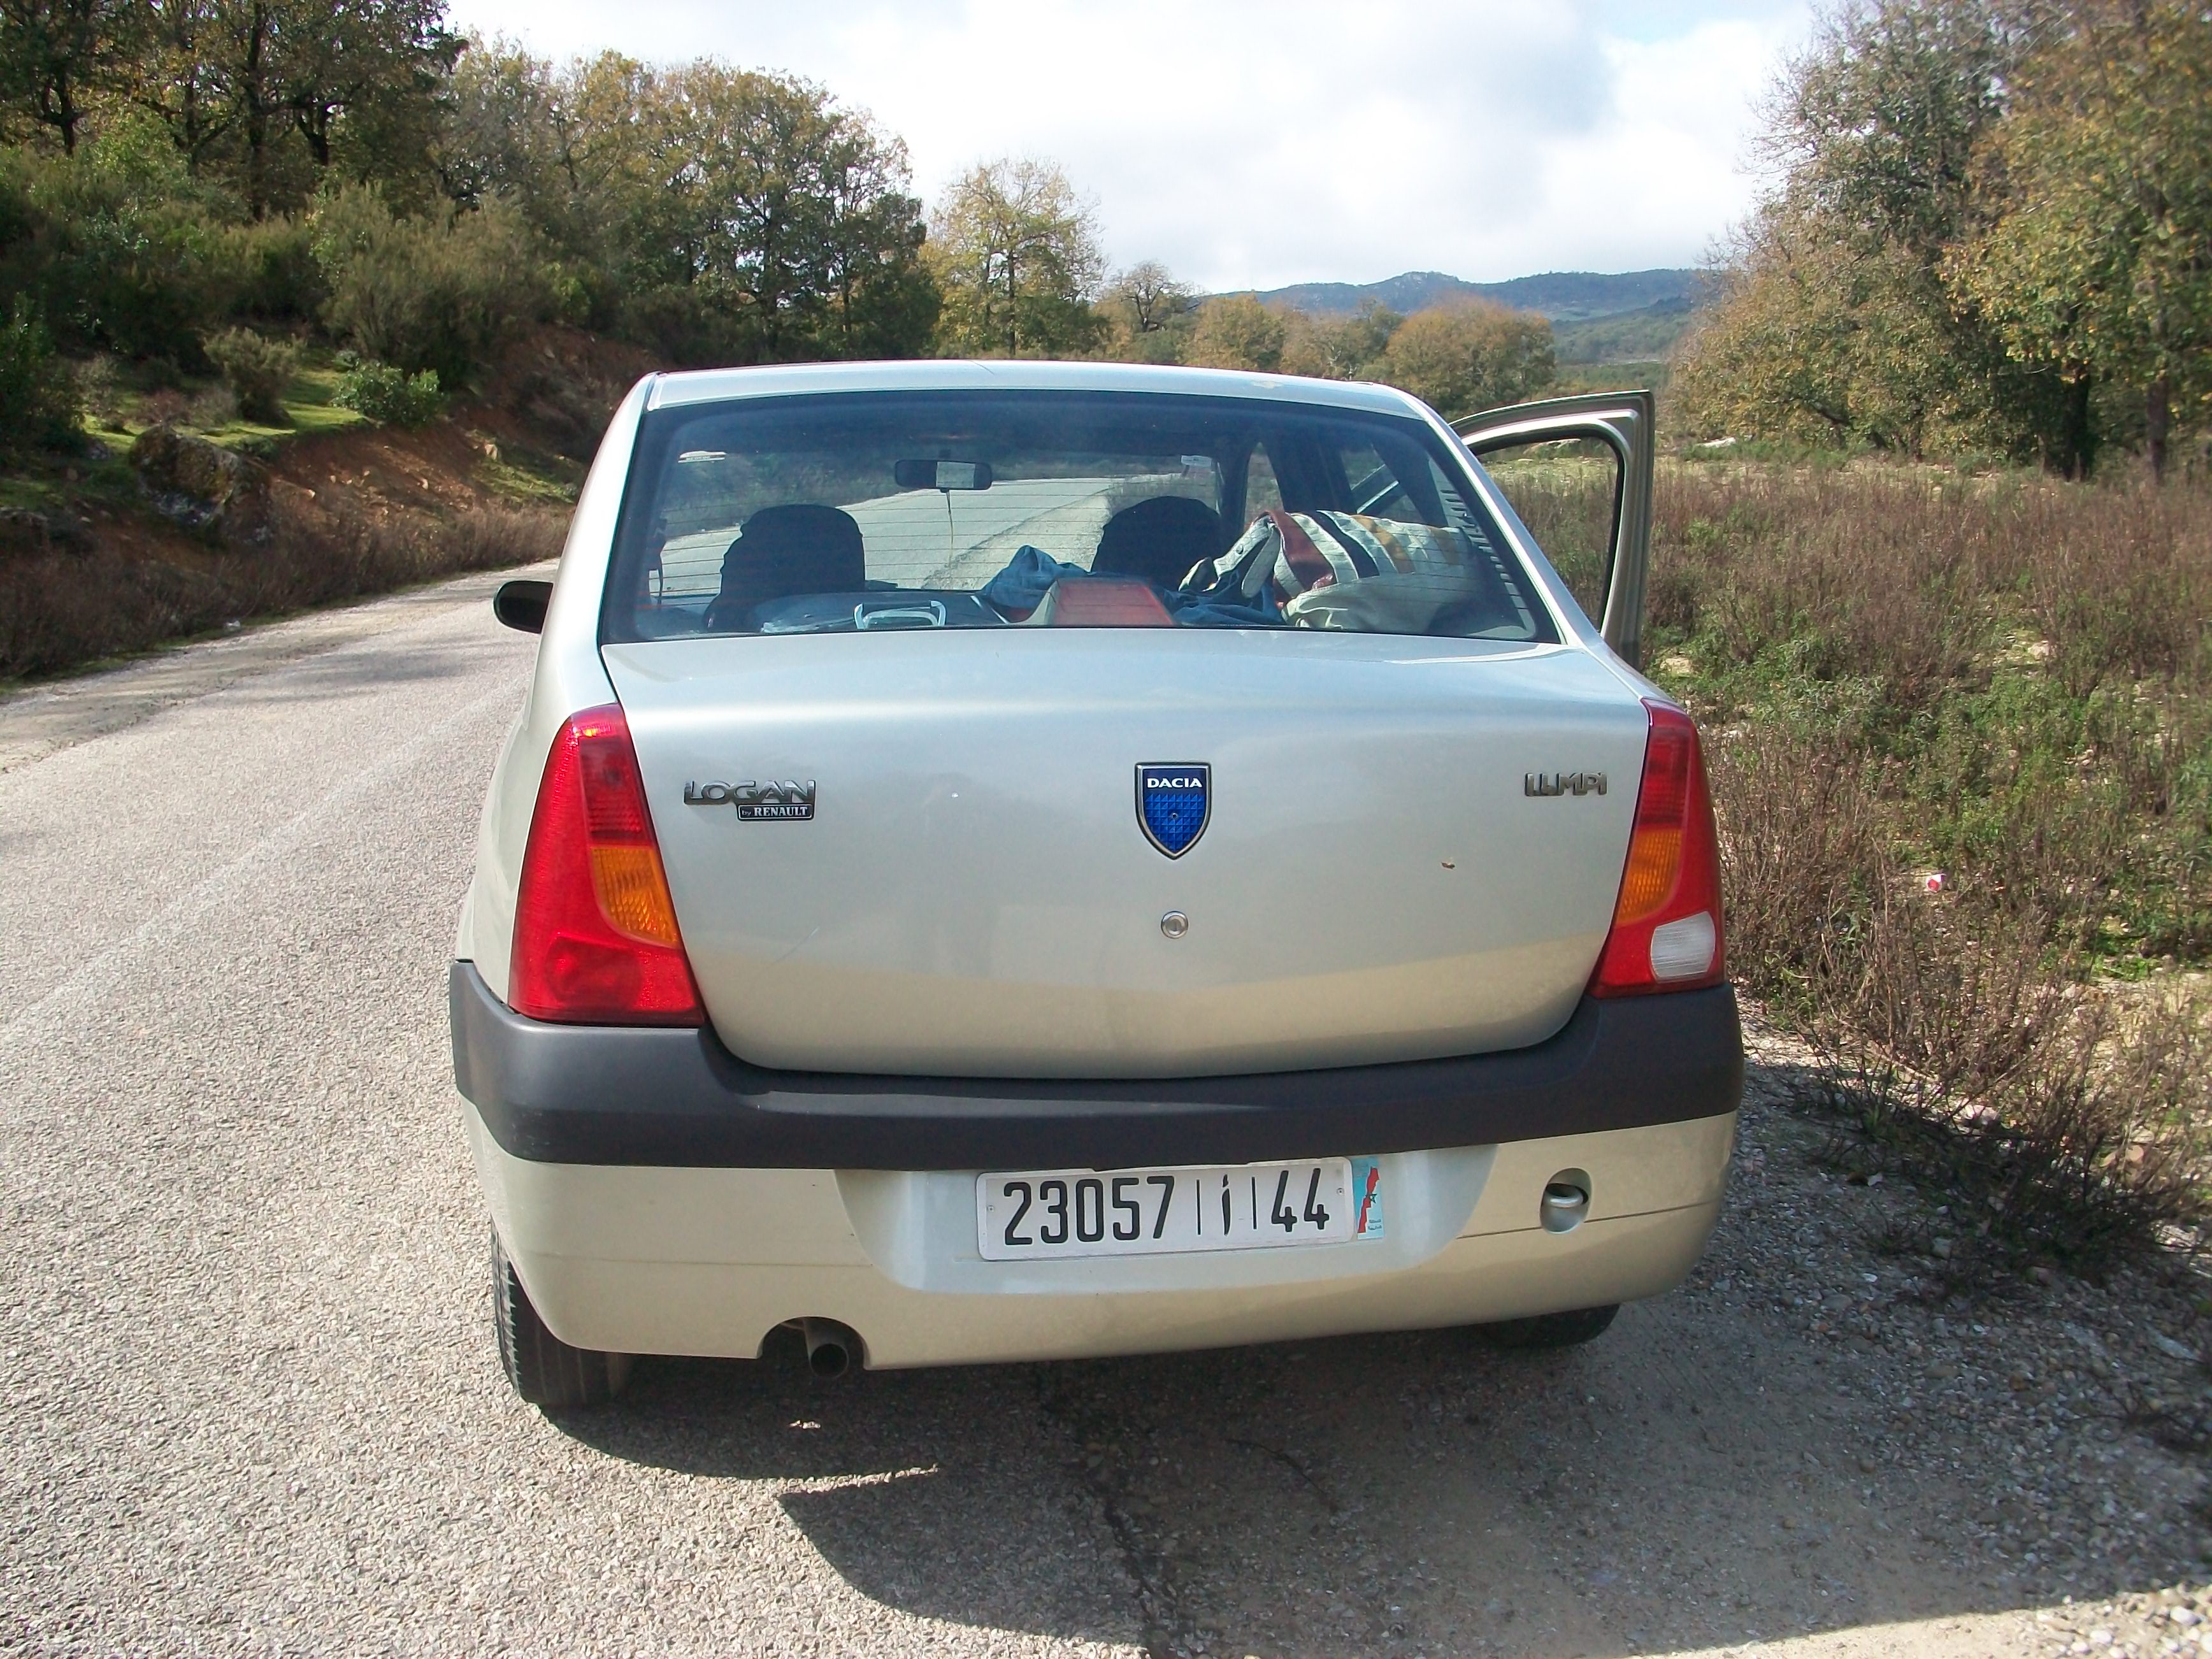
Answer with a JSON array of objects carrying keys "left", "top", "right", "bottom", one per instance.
[
  {"left": 1093, "top": 496, "right": 1222, "bottom": 589},
  {"left": 710, "top": 504, "right": 866, "bottom": 627}
]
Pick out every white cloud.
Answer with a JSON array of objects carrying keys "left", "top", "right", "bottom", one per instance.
[{"left": 441, "top": 0, "right": 1807, "bottom": 289}]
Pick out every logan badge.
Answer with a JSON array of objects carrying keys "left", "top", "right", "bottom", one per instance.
[{"left": 685, "top": 779, "right": 817, "bottom": 821}]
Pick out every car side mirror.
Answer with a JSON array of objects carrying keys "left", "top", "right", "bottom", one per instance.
[{"left": 494, "top": 578, "right": 552, "bottom": 634}]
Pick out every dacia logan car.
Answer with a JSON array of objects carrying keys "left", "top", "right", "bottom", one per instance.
[{"left": 452, "top": 361, "right": 1742, "bottom": 1405}]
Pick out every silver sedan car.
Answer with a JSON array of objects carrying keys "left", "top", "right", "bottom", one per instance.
[{"left": 451, "top": 361, "right": 1741, "bottom": 1404}]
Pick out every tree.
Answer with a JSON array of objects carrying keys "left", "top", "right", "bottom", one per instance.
[
  {"left": 280, "top": 0, "right": 457, "bottom": 173},
  {"left": 438, "top": 47, "right": 663, "bottom": 277},
  {"left": 622, "top": 62, "right": 934, "bottom": 363},
  {"left": 1104, "top": 260, "right": 1192, "bottom": 334},
  {"left": 0, "top": 0, "right": 139, "bottom": 152},
  {"left": 812, "top": 114, "right": 938, "bottom": 359},
  {"left": 679, "top": 65, "right": 918, "bottom": 361},
  {"left": 1279, "top": 299, "right": 1401, "bottom": 380},
  {"left": 126, "top": 0, "right": 456, "bottom": 214},
  {"left": 1950, "top": 1, "right": 2212, "bottom": 479},
  {"left": 928, "top": 157, "right": 1103, "bottom": 357},
  {"left": 1379, "top": 300, "right": 1555, "bottom": 416},
  {"left": 1185, "top": 291, "right": 1284, "bottom": 371},
  {"left": 1769, "top": 0, "right": 2020, "bottom": 255},
  {"left": 135, "top": 0, "right": 229, "bottom": 175},
  {"left": 1673, "top": 0, "right": 2089, "bottom": 467},
  {"left": 1096, "top": 259, "right": 1194, "bottom": 362},
  {"left": 433, "top": 50, "right": 936, "bottom": 364},
  {"left": 1674, "top": 205, "right": 1972, "bottom": 452}
]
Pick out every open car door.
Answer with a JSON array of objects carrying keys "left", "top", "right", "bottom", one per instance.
[{"left": 1454, "top": 390, "right": 1655, "bottom": 670}]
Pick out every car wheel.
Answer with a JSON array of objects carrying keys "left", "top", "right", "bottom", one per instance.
[
  {"left": 491, "top": 1228, "right": 632, "bottom": 1406},
  {"left": 1472, "top": 1304, "right": 1620, "bottom": 1350}
]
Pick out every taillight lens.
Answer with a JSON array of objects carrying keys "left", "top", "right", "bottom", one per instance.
[
  {"left": 508, "top": 704, "right": 704, "bottom": 1026},
  {"left": 1590, "top": 698, "right": 1725, "bottom": 996}
]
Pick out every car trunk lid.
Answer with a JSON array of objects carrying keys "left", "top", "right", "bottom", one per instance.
[{"left": 603, "top": 629, "right": 1647, "bottom": 1078}]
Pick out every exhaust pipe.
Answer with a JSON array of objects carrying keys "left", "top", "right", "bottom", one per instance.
[{"left": 801, "top": 1318, "right": 858, "bottom": 1379}]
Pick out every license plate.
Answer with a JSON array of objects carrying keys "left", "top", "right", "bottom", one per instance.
[{"left": 976, "top": 1158, "right": 1385, "bottom": 1261}]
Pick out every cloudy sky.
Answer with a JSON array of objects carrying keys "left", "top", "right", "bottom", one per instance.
[{"left": 440, "top": 0, "right": 1811, "bottom": 292}]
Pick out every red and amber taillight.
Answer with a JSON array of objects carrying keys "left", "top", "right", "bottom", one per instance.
[
  {"left": 508, "top": 704, "right": 704, "bottom": 1025},
  {"left": 1590, "top": 698, "right": 1725, "bottom": 996}
]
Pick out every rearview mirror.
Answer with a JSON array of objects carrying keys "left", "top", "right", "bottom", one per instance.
[
  {"left": 493, "top": 578, "right": 552, "bottom": 634},
  {"left": 894, "top": 459, "right": 993, "bottom": 491}
]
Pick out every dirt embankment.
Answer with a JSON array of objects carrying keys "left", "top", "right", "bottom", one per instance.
[{"left": 0, "top": 327, "right": 657, "bottom": 682}]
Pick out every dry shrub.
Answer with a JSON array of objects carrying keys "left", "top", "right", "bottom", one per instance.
[
  {"left": 1659, "top": 463, "right": 2212, "bottom": 705},
  {"left": 1655, "top": 466, "right": 2021, "bottom": 708},
  {"left": 1705, "top": 721, "right": 1890, "bottom": 1027},
  {"left": 2015, "top": 477, "right": 2212, "bottom": 696},
  {"left": 1674, "top": 465, "right": 2212, "bottom": 1275},
  {"left": 0, "top": 499, "right": 564, "bottom": 679},
  {"left": 1809, "top": 980, "right": 2211, "bottom": 1278}
]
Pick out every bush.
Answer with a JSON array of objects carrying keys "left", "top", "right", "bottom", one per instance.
[
  {"left": 75, "top": 354, "right": 126, "bottom": 426},
  {"left": 331, "top": 357, "right": 444, "bottom": 427},
  {"left": 224, "top": 216, "right": 325, "bottom": 325},
  {"left": 0, "top": 301, "right": 84, "bottom": 456},
  {"left": 201, "top": 327, "right": 300, "bottom": 424},
  {"left": 0, "top": 122, "right": 249, "bottom": 363},
  {"left": 1639, "top": 461, "right": 2212, "bottom": 1272},
  {"left": 312, "top": 185, "right": 557, "bottom": 384}
]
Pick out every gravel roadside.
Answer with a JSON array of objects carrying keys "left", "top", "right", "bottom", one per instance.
[{"left": 0, "top": 583, "right": 2204, "bottom": 1657}]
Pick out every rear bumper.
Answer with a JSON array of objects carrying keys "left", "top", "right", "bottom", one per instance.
[
  {"left": 461, "top": 1103, "right": 1737, "bottom": 1367},
  {"left": 448, "top": 961, "right": 1744, "bottom": 1170}
]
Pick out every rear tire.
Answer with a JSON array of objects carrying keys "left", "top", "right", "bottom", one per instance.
[
  {"left": 491, "top": 1229, "right": 631, "bottom": 1406},
  {"left": 1472, "top": 1304, "right": 1620, "bottom": 1350}
]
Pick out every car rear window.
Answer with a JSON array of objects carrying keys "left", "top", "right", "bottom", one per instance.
[{"left": 601, "top": 389, "right": 1556, "bottom": 645}]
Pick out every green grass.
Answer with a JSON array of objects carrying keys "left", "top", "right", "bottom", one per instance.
[
  {"left": 1, "top": 441, "right": 143, "bottom": 515},
  {"left": 474, "top": 436, "right": 582, "bottom": 506},
  {"left": 0, "top": 475, "right": 64, "bottom": 510},
  {"left": 73, "top": 351, "right": 370, "bottom": 454},
  {"left": 182, "top": 356, "right": 369, "bottom": 449}
]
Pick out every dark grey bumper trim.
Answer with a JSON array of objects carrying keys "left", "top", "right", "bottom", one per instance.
[{"left": 450, "top": 963, "right": 1743, "bottom": 1170}]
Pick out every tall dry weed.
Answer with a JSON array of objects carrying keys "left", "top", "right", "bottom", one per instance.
[
  {"left": 0, "top": 499, "right": 564, "bottom": 679},
  {"left": 1660, "top": 462, "right": 2212, "bottom": 1275}
]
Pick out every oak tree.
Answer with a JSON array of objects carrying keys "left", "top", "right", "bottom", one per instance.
[
  {"left": 1951, "top": 1, "right": 2212, "bottom": 478},
  {"left": 928, "top": 157, "right": 1103, "bottom": 357}
]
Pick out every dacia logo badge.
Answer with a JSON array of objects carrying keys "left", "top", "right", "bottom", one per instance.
[
  {"left": 1137, "top": 763, "right": 1209, "bottom": 858},
  {"left": 685, "top": 779, "right": 817, "bottom": 821}
]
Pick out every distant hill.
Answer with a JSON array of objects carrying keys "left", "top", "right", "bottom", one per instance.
[
  {"left": 1251, "top": 268, "right": 1704, "bottom": 324},
  {"left": 1552, "top": 294, "right": 1701, "bottom": 364}
]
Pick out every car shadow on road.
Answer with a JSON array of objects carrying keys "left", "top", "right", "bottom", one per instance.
[
  {"left": 227, "top": 642, "right": 487, "bottom": 707},
  {"left": 550, "top": 1291, "right": 2181, "bottom": 1658}
]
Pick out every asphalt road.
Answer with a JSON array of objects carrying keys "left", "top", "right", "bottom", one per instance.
[{"left": 1, "top": 570, "right": 2202, "bottom": 1657}]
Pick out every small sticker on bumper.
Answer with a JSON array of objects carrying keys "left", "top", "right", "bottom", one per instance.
[{"left": 1351, "top": 1157, "right": 1384, "bottom": 1239}]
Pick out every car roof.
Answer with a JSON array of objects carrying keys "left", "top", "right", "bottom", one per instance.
[{"left": 642, "top": 359, "right": 1430, "bottom": 419}]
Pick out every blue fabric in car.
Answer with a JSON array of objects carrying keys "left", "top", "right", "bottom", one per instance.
[
  {"left": 979, "top": 546, "right": 1093, "bottom": 612},
  {"left": 1160, "top": 588, "right": 1282, "bottom": 628}
]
